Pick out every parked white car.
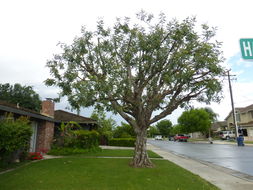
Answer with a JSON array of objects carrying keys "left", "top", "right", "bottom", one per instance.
[
  {"left": 155, "top": 135, "right": 162, "bottom": 140},
  {"left": 219, "top": 131, "right": 235, "bottom": 140}
]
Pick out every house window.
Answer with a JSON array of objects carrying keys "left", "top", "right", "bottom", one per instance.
[
  {"left": 250, "top": 111, "right": 253, "bottom": 119},
  {"left": 236, "top": 111, "right": 241, "bottom": 122}
]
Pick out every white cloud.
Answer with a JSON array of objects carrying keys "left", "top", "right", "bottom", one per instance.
[{"left": 1, "top": 0, "right": 253, "bottom": 124}]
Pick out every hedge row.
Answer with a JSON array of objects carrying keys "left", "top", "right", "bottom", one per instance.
[
  {"left": 108, "top": 138, "right": 135, "bottom": 147},
  {"left": 58, "top": 130, "right": 100, "bottom": 149},
  {"left": 73, "top": 130, "right": 99, "bottom": 149}
]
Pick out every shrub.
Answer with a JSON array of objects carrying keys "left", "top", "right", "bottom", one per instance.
[
  {"left": 0, "top": 114, "right": 32, "bottom": 166},
  {"left": 73, "top": 130, "right": 99, "bottom": 149},
  {"left": 99, "top": 131, "right": 113, "bottom": 145},
  {"left": 108, "top": 138, "right": 135, "bottom": 147}
]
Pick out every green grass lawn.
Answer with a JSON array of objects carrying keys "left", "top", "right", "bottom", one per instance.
[
  {"left": 77, "top": 149, "right": 162, "bottom": 158},
  {"left": 244, "top": 141, "right": 253, "bottom": 144},
  {"left": 0, "top": 149, "right": 161, "bottom": 173},
  {"left": 48, "top": 148, "right": 162, "bottom": 158},
  {"left": 0, "top": 157, "right": 218, "bottom": 190},
  {"left": 0, "top": 160, "right": 31, "bottom": 173},
  {"left": 188, "top": 138, "right": 207, "bottom": 142}
]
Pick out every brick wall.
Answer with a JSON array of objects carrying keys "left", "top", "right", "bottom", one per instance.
[{"left": 36, "top": 121, "right": 54, "bottom": 152}]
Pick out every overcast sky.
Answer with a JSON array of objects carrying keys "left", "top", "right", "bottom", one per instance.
[{"left": 1, "top": 0, "right": 253, "bottom": 125}]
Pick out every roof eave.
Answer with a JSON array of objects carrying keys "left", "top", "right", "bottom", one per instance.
[{"left": 0, "top": 104, "right": 56, "bottom": 122}]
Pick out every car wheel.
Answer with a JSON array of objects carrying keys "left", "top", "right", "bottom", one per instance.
[{"left": 226, "top": 136, "right": 230, "bottom": 140}]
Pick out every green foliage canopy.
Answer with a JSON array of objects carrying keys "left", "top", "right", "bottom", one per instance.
[
  {"left": 91, "top": 109, "right": 116, "bottom": 141},
  {"left": 171, "top": 124, "right": 183, "bottom": 135},
  {"left": 113, "top": 122, "right": 136, "bottom": 138},
  {"left": 91, "top": 109, "right": 116, "bottom": 133},
  {"left": 45, "top": 12, "right": 225, "bottom": 131},
  {"left": 148, "top": 126, "right": 160, "bottom": 137},
  {"left": 178, "top": 108, "right": 211, "bottom": 133},
  {"left": 204, "top": 107, "right": 218, "bottom": 122},
  {"left": 156, "top": 119, "right": 172, "bottom": 136},
  {"left": 0, "top": 83, "right": 42, "bottom": 112}
]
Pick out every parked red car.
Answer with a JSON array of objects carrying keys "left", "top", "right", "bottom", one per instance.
[{"left": 174, "top": 134, "right": 189, "bottom": 142}]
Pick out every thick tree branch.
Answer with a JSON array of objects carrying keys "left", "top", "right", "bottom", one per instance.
[
  {"left": 149, "top": 89, "right": 206, "bottom": 125},
  {"left": 110, "top": 99, "right": 137, "bottom": 128}
]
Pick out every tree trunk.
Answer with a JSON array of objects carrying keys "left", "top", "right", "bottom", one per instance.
[{"left": 130, "top": 128, "right": 154, "bottom": 168}]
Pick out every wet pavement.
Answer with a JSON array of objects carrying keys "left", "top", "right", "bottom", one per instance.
[{"left": 148, "top": 139, "right": 253, "bottom": 177}]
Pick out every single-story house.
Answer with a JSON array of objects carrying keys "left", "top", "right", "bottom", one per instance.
[
  {"left": 0, "top": 99, "right": 97, "bottom": 153},
  {"left": 54, "top": 110, "right": 97, "bottom": 130}
]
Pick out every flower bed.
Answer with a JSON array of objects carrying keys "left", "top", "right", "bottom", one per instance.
[{"left": 29, "top": 152, "right": 43, "bottom": 160}]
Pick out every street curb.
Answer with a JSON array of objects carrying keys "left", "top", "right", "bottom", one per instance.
[{"left": 189, "top": 140, "right": 253, "bottom": 146}]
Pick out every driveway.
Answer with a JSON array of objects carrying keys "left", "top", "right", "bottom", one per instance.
[{"left": 148, "top": 139, "right": 253, "bottom": 177}]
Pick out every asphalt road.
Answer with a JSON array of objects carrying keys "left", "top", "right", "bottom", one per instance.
[{"left": 148, "top": 139, "right": 253, "bottom": 177}]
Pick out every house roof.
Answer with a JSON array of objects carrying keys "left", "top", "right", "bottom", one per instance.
[
  {"left": 236, "top": 104, "right": 253, "bottom": 113},
  {"left": 211, "top": 121, "right": 227, "bottom": 130},
  {"left": 225, "top": 104, "right": 253, "bottom": 120},
  {"left": 54, "top": 110, "right": 97, "bottom": 124},
  {"left": 0, "top": 101, "right": 96, "bottom": 125},
  {"left": 0, "top": 100, "right": 55, "bottom": 122}
]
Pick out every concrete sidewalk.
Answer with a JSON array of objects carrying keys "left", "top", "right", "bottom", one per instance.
[{"left": 147, "top": 143, "right": 253, "bottom": 190}]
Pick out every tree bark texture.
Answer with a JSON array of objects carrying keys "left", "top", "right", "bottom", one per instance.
[{"left": 130, "top": 129, "right": 154, "bottom": 168}]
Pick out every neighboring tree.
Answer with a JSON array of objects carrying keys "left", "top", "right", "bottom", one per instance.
[
  {"left": 204, "top": 107, "right": 218, "bottom": 138},
  {"left": 113, "top": 122, "right": 136, "bottom": 138},
  {"left": 178, "top": 108, "right": 211, "bottom": 134},
  {"left": 204, "top": 107, "right": 218, "bottom": 122},
  {"left": 91, "top": 109, "right": 116, "bottom": 142},
  {"left": 45, "top": 11, "right": 225, "bottom": 167},
  {"left": 170, "top": 124, "right": 183, "bottom": 135},
  {"left": 156, "top": 120, "right": 172, "bottom": 137},
  {"left": 0, "top": 83, "right": 42, "bottom": 112},
  {"left": 148, "top": 126, "right": 159, "bottom": 137},
  {"left": 57, "top": 121, "right": 81, "bottom": 147}
]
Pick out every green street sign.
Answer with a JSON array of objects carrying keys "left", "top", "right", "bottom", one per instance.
[{"left": 240, "top": 39, "right": 253, "bottom": 59}]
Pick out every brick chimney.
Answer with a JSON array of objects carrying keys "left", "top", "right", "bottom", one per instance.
[
  {"left": 41, "top": 98, "right": 55, "bottom": 118},
  {"left": 37, "top": 98, "right": 55, "bottom": 153}
]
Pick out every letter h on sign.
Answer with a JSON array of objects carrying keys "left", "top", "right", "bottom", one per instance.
[{"left": 240, "top": 39, "right": 253, "bottom": 59}]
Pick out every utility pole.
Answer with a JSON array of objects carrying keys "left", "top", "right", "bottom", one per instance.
[{"left": 227, "top": 70, "right": 239, "bottom": 138}]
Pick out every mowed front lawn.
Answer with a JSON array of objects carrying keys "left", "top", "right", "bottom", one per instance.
[
  {"left": 48, "top": 148, "right": 162, "bottom": 158},
  {"left": 0, "top": 151, "right": 218, "bottom": 190}
]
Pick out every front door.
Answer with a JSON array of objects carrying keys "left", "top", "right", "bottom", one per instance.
[{"left": 29, "top": 122, "right": 38, "bottom": 152}]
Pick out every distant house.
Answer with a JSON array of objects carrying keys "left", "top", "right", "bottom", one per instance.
[
  {"left": 211, "top": 121, "right": 227, "bottom": 132},
  {"left": 189, "top": 121, "right": 227, "bottom": 139},
  {"left": 225, "top": 104, "right": 253, "bottom": 141},
  {"left": 189, "top": 132, "right": 205, "bottom": 139},
  {"left": 0, "top": 99, "right": 97, "bottom": 153}
]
